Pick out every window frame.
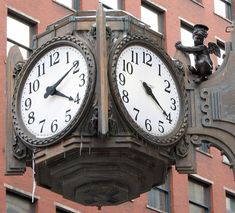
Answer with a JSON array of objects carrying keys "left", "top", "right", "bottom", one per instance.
[
  {"left": 55, "top": 203, "right": 81, "bottom": 213},
  {"left": 214, "top": 0, "right": 233, "bottom": 21},
  {"left": 141, "top": 0, "right": 165, "bottom": 34},
  {"left": 7, "top": 9, "right": 36, "bottom": 58},
  {"left": 6, "top": 187, "right": 37, "bottom": 213},
  {"left": 180, "top": 21, "right": 195, "bottom": 66},
  {"left": 147, "top": 174, "right": 171, "bottom": 213},
  {"left": 197, "top": 140, "right": 211, "bottom": 154},
  {"left": 53, "top": 0, "right": 80, "bottom": 11},
  {"left": 226, "top": 191, "right": 235, "bottom": 213},
  {"left": 191, "top": 0, "right": 204, "bottom": 7},
  {"left": 99, "top": 0, "right": 123, "bottom": 9},
  {"left": 216, "top": 39, "right": 225, "bottom": 66},
  {"left": 188, "top": 177, "right": 211, "bottom": 213}
]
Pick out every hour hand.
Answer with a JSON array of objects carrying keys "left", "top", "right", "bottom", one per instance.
[
  {"left": 55, "top": 90, "right": 74, "bottom": 101},
  {"left": 48, "top": 89, "right": 74, "bottom": 101},
  {"left": 142, "top": 81, "right": 167, "bottom": 116}
]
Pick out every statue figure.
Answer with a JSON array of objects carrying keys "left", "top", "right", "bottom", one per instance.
[{"left": 175, "top": 24, "right": 221, "bottom": 83}]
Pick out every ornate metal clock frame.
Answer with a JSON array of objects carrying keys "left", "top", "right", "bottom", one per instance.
[
  {"left": 12, "top": 35, "right": 96, "bottom": 147},
  {"left": 109, "top": 34, "right": 188, "bottom": 145}
]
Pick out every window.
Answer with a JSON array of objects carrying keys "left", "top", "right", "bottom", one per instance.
[
  {"left": 141, "top": 1, "right": 164, "bottom": 34},
  {"left": 147, "top": 175, "right": 170, "bottom": 212},
  {"left": 180, "top": 22, "right": 195, "bottom": 66},
  {"left": 7, "top": 11, "right": 36, "bottom": 59},
  {"left": 217, "top": 40, "right": 225, "bottom": 66},
  {"left": 214, "top": 0, "right": 233, "bottom": 20},
  {"left": 223, "top": 154, "right": 231, "bottom": 165},
  {"left": 54, "top": 0, "right": 80, "bottom": 10},
  {"left": 6, "top": 190, "right": 36, "bottom": 213},
  {"left": 226, "top": 193, "right": 235, "bottom": 213},
  {"left": 198, "top": 141, "right": 210, "bottom": 154},
  {"left": 193, "top": 0, "right": 203, "bottom": 3},
  {"left": 189, "top": 178, "right": 210, "bottom": 213},
  {"left": 99, "top": 0, "right": 122, "bottom": 9},
  {"left": 56, "top": 207, "right": 74, "bottom": 213},
  {"left": 56, "top": 204, "right": 81, "bottom": 213}
]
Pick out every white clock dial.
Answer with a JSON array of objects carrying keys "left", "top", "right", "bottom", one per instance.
[
  {"left": 115, "top": 45, "right": 181, "bottom": 137},
  {"left": 19, "top": 45, "right": 89, "bottom": 139}
]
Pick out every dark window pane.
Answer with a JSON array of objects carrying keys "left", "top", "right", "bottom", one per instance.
[
  {"left": 6, "top": 191, "right": 35, "bottom": 213},
  {"left": 189, "top": 180, "right": 207, "bottom": 205},
  {"left": 148, "top": 174, "right": 170, "bottom": 212},
  {"left": 226, "top": 193, "right": 235, "bottom": 213},
  {"left": 190, "top": 203, "right": 206, "bottom": 213},
  {"left": 188, "top": 178, "right": 210, "bottom": 213},
  {"left": 198, "top": 141, "right": 210, "bottom": 153}
]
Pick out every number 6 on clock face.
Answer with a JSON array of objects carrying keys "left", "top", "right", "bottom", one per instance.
[{"left": 110, "top": 37, "right": 187, "bottom": 145}]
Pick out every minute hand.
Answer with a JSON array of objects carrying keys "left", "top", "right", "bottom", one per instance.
[
  {"left": 44, "top": 60, "right": 78, "bottom": 99},
  {"left": 142, "top": 81, "right": 167, "bottom": 116}
]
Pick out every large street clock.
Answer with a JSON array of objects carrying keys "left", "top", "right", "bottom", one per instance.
[
  {"left": 12, "top": 36, "right": 96, "bottom": 147},
  {"left": 109, "top": 35, "right": 188, "bottom": 145}
]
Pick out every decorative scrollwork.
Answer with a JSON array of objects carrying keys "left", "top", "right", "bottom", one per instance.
[
  {"left": 173, "top": 59, "right": 185, "bottom": 76},
  {"left": 88, "top": 106, "right": 98, "bottom": 135},
  {"left": 13, "top": 135, "right": 27, "bottom": 160},
  {"left": 176, "top": 136, "right": 189, "bottom": 158},
  {"left": 189, "top": 134, "right": 202, "bottom": 147},
  {"left": 88, "top": 24, "right": 112, "bottom": 40},
  {"left": 200, "top": 88, "right": 211, "bottom": 126},
  {"left": 13, "top": 61, "right": 25, "bottom": 79}
]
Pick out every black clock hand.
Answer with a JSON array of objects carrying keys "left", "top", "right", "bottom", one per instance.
[
  {"left": 53, "top": 90, "right": 74, "bottom": 101},
  {"left": 142, "top": 81, "right": 167, "bottom": 116},
  {"left": 44, "top": 60, "right": 78, "bottom": 99}
]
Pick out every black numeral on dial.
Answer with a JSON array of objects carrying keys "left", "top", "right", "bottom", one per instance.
[
  {"left": 118, "top": 73, "right": 126, "bottom": 86},
  {"left": 29, "top": 80, "right": 40, "bottom": 94},
  {"left": 145, "top": 119, "right": 152, "bottom": 132},
  {"left": 164, "top": 80, "right": 171, "bottom": 93},
  {"left": 122, "top": 90, "right": 129, "bottom": 103},
  {"left": 24, "top": 98, "right": 32, "bottom": 111},
  {"left": 50, "top": 51, "right": 60, "bottom": 66},
  {"left": 143, "top": 51, "right": 152, "bottom": 67},
  {"left": 37, "top": 63, "right": 45, "bottom": 77},
  {"left": 123, "top": 60, "right": 133, "bottom": 75},
  {"left": 158, "top": 120, "right": 164, "bottom": 133},
  {"left": 39, "top": 119, "right": 46, "bottom": 133},
  {"left": 28, "top": 112, "right": 35, "bottom": 125},
  {"left": 51, "top": 119, "right": 58, "bottom": 133},
  {"left": 65, "top": 109, "right": 72, "bottom": 122}
]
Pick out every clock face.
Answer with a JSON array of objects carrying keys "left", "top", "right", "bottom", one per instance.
[
  {"left": 110, "top": 39, "right": 186, "bottom": 145},
  {"left": 13, "top": 37, "right": 95, "bottom": 146}
]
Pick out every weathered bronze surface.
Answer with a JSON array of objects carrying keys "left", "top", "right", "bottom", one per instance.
[
  {"left": 175, "top": 26, "right": 235, "bottom": 176},
  {"left": 175, "top": 24, "right": 221, "bottom": 83}
]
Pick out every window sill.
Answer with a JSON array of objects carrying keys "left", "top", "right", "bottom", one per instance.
[
  {"left": 196, "top": 149, "right": 213, "bottom": 158},
  {"left": 52, "top": 0, "right": 76, "bottom": 12},
  {"left": 191, "top": 0, "right": 204, "bottom": 8},
  {"left": 214, "top": 12, "right": 233, "bottom": 24},
  {"left": 222, "top": 160, "right": 232, "bottom": 167},
  {"left": 146, "top": 205, "right": 167, "bottom": 213}
]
